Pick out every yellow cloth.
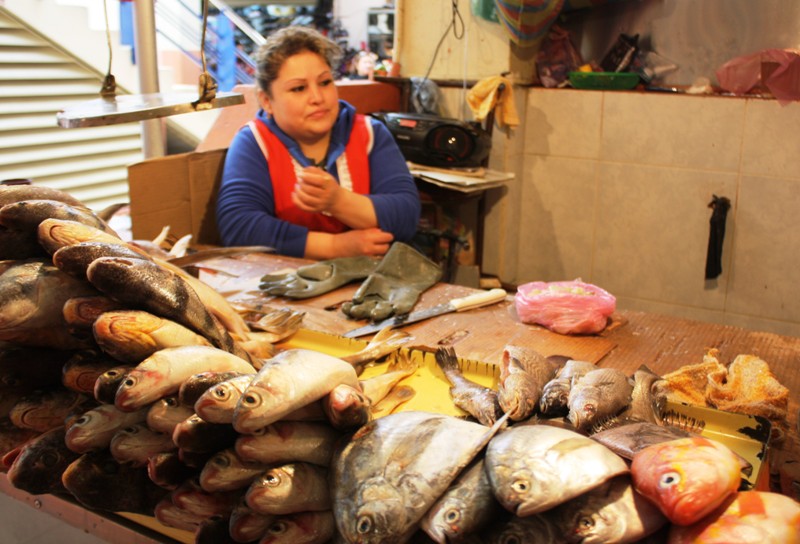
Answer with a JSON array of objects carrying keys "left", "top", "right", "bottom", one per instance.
[{"left": 466, "top": 75, "right": 519, "bottom": 128}]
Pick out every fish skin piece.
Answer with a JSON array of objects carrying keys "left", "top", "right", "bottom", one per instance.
[
  {"left": 6, "top": 426, "right": 79, "bottom": 495},
  {"left": 259, "top": 510, "right": 336, "bottom": 544},
  {"left": 420, "top": 458, "right": 502, "bottom": 543},
  {"left": 235, "top": 421, "right": 341, "bottom": 467},
  {"left": 631, "top": 436, "right": 745, "bottom": 526},
  {"left": 667, "top": 490, "right": 800, "bottom": 544},
  {"left": 246, "top": 462, "right": 331, "bottom": 516},
  {"left": 370, "top": 384, "right": 415, "bottom": 419},
  {"left": 114, "top": 345, "right": 255, "bottom": 412},
  {"left": 232, "top": 349, "right": 360, "bottom": 433},
  {"left": 194, "top": 374, "right": 254, "bottom": 425},
  {"left": 332, "top": 410, "right": 507, "bottom": 544},
  {"left": 62, "top": 449, "right": 169, "bottom": 515},
  {"left": 199, "top": 448, "right": 271, "bottom": 493},
  {"left": 172, "top": 413, "right": 238, "bottom": 453},
  {"left": 0, "top": 199, "right": 119, "bottom": 237},
  {"left": 322, "top": 383, "right": 372, "bottom": 430},
  {"left": 589, "top": 421, "right": 694, "bottom": 461},
  {"left": 65, "top": 403, "right": 148, "bottom": 453},
  {"left": 540, "top": 359, "right": 597, "bottom": 417},
  {"left": 93, "top": 309, "right": 213, "bottom": 364},
  {"left": 484, "top": 423, "right": 629, "bottom": 516},
  {"left": 109, "top": 422, "right": 177, "bottom": 466},
  {"left": 497, "top": 345, "right": 561, "bottom": 421},
  {"left": 93, "top": 364, "right": 134, "bottom": 405},
  {"left": 568, "top": 367, "right": 634, "bottom": 432},
  {"left": 435, "top": 346, "right": 503, "bottom": 426},
  {"left": 62, "top": 350, "right": 119, "bottom": 395},
  {"left": 480, "top": 512, "right": 564, "bottom": 544},
  {"left": 146, "top": 395, "right": 195, "bottom": 434},
  {"left": 550, "top": 475, "right": 668, "bottom": 544},
  {"left": 86, "top": 255, "right": 253, "bottom": 363}
]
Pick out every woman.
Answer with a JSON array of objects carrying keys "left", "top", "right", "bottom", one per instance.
[{"left": 216, "top": 26, "right": 420, "bottom": 259}]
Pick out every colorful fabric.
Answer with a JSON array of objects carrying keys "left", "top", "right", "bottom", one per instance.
[{"left": 493, "top": 0, "right": 565, "bottom": 47}]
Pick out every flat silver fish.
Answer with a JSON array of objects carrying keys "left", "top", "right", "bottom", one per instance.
[{"left": 484, "top": 424, "right": 629, "bottom": 516}]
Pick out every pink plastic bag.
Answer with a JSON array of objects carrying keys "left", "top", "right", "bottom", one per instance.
[
  {"left": 716, "top": 48, "right": 800, "bottom": 106},
  {"left": 514, "top": 280, "right": 616, "bottom": 335}
]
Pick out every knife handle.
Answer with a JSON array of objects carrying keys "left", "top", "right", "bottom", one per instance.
[{"left": 451, "top": 288, "right": 507, "bottom": 311}]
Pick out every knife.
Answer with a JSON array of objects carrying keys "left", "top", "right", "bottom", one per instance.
[{"left": 343, "top": 288, "right": 508, "bottom": 338}]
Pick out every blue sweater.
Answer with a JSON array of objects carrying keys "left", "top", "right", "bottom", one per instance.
[{"left": 216, "top": 100, "right": 421, "bottom": 257}]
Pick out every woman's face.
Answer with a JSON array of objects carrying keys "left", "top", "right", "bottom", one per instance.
[{"left": 260, "top": 50, "right": 339, "bottom": 146}]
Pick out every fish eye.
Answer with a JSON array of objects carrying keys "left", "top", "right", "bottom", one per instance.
[
  {"left": 242, "top": 392, "right": 261, "bottom": 407},
  {"left": 356, "top": 515, "right": 373, "bottom": 534},
  {"left": 444, "top": 508, "right": 461, "bottom": 523},
  {"left": 165, "top": 397, "right": 178, "bottom": 407},
  {"left": 213, "top": 387, "right": 230, "bottom": 400},
  {"left": 211, "top": 454, "right": 230, "bottom": 468},
  {"left": 511, "top": 479, "right": 529, "bottom": 493},
  {"left": 267, "top": 521, "right": 287, "bottom": 535},
  {"left": 122, "top": 376, "right": 138, "bottom": 388},
  {"left": 659, "top": 471, "right": 681, "bottom": 489},
  {"left": 123, "top": 425, "right": 139, "bottom": 434},
  {"left": 75, "top": 415, "right": 90, "bottom": 425},
  {"left": 40, "top": 452, "right": 60, "bottom": 467},
  {"left": 501, "top": 535, "right": 521, "bottom": 544},
  {"left": 263, "top": 471, "right": 282, "bottom": 487},
  {"left": 577, "top": 515, "right": 595, "bottom": 530}
]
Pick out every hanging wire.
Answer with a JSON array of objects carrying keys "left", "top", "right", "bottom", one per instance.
[
  {"left": 421, "top": 0, "right": 464, "bottom": 82},
  {"left": 99, "top": 0, "right": 116, "bottom": 97}
]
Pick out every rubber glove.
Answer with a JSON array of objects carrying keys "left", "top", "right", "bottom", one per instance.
[
  {"left": 342, "top": 242, "right": 442, "bottom": 322},
  {"left": 259, "top": 256, "right": 378, "bottom": 299}
]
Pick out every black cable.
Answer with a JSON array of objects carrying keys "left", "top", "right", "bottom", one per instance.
[{"left": 417, "top": 0, "right": 465, "bottom": 100}]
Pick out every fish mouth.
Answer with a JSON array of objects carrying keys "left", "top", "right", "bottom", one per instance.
[{"left": 515, "top": 498, "right": 553, "bottom": 517}]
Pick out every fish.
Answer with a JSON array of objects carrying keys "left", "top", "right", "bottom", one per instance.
[
  {"left": 619, "top": 366, "right": 667, "bottom": 425},
  {"left": 114, "top": 345, "right": 256, "bottom": 412},
  {"left": 550, "top": 475, "right": 668, "bottom": 543},
  {"left": 370, "top": 384, "right": 416, "bottom": 419},
  {"left": 172, "top": 413, "right": 239, "bottom": 453},
  {"left": 568, "top": 367, "right": 634, "bottom": 432},
  {"left": 0, "top": 227, "right": 45, "bottom": 260},
  {"left": 484, "top": 423, "right": 629, "bottom": 516},
  {"left": 589, "top": 421, "right": 695, "bottom": 461},
  {"left": 539, "top": 359, "right": 597, "bottom": 417},
  {"left": 359, "top": 350, "right": 418, "bottom": 406},
  {"left": 0, "top": 259, "right": 99, "bottom": 349},
  {"left": 331, "top": 410, "right": 507, "bottom": 544},
  {"left": 171, "top": 477, "right": 241, "bottom": 518},
  {"left": 0, "top": 184, "right": 84, "bottom": 208},
  {"left": 0, "top": 417, "right": 39, "bottom": 461},
  {"left": 93, "top": 364, "right": 134, "bottom": 405},
  {"left": 109, "top": 422, "right": 177, "bottom": 466},
  {"left": 154, "top": 493, "right": 206, "bottom": 531},
  {"left": 194, "top": 517, "right": 236, "bottom": 544},
  {"left": 62, "top": 295, "right": 125, "bottom": 336},
  {"left": 194, "top": 374, "right": 255, "bottom": 425},
  {"left": 420, "top": 458, "right": 503, "bottom": 543},
  {"left": 242, "top": 306, "right": 305, "bottom": 341},
  {"left": 145, "top": 398, "right": 192, "bottom": 437},
  {"left": 62, "top": 449, "right": 169, "bottom": 514},
  {"left": 340, "top": 327, "right": 412, "bottom": 375},
  {"left": 480, "top": 512, "right": 564, "bottom": 544},
  {"left": 199, "top": 448, "right": 271, "bottom": 493},
  {"left": 232, "top": 348, "right": 360, "bottom": 433},
  {"left": 497, "top": 345, "right": 562, "bottom": 421},
  {"left": 259, "top": 511, "right": 336, "bottom": 544},
  {"left": 322, "top": 383, "right": 372, "bottom": 430},
  {"left": 147, "top": 451, "right": 198, "bottom": 490},
  {"left": 6, "top": 426, "right": 80, "bottom": 495},
  {"left": 0, "top": 199, "right": 119, "bottom": 236},
  {"left": 667, "top": 490, "right": 800, "bottom": 543},
  {"left": 65, "top": 403, "right": 148, "bottom": 453},
  {"left": 435, "top": 346, "right": 503, "bottom": 426},
  {"left": 37, "top": 217, "right": 125, "bottom": 255},
  {"left": 86, "top": 256, "right": 254, "bottom": 363},
  {"left": 9, "top": 389, "right": 95, "bottom": 432},
  {"left": 52, "top": 240, "right": 149, "bottom": 279},
  {"left": 61, "top": 350, "right": 119, "bottom": 395},
  {"left": 179, "top": 370, "right": 248, "bottom": 407},
  {"left": 0, "top": 346, "right": 70, "bottom": 390},
  {"left": 229, "top": 500, "right": 275, "bottom": 543},
  {"left": 246, "top": 462, "right": 331, "bottom": 516},
  {"left": 92, "top": 309, "right": 213, "bottom": 364},
  {"left": 235, "top": 421, "right": 342, "bottom": 467},
  {"left": 631, "top": 436, "right": 746, "bottom": 526}
]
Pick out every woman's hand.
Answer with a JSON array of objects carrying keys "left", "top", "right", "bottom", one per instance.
[
  {"left": 293, "top": 166, "right": 341, "bottom": 214},
  {"left": 333, "top": 228, "right": 394, "bottom": 257}
]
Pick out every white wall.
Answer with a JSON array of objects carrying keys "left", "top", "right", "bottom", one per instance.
[{"left": 334, "top": 0, "right": 391, "bottom": 51}]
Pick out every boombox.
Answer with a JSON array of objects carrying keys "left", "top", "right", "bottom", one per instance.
[{"left": 372, "top": 112, "right": 492, "bottom": 168}]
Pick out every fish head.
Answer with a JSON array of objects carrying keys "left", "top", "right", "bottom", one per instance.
[
  {"left": 488, "top": 462, "right": 545, "bottom": 517},
  {"left": 232, "top": 368, "right": 295, "bottom": 433},
  {"left": 338, "top": 477, "right": 412, "bottom": 544},
  {"left": 539, "top": 382, "right": 570, "bottom": 415},
  {"left": 497, "top": 373, "right": 538, "bottom": 421},
  {"left": 195, "top": 381, "right": 240, "bottom": 420},
  {"left": 115, "top": 368, "right": 162, "bottom": 411},
  {"left": 567, "top": 400, "right": 598, "bottom": 431},
  {"left": 421, "top": 495, "right": 469, "bottom": 543}
]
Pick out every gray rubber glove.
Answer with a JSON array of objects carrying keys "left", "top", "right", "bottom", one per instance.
[
  {"left": 342, "top": 242, "right": 442, "bottom": 322},
  {"left": 259, "top": 256, "right": 378, "bottom": 299}
]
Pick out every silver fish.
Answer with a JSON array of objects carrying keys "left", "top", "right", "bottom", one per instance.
[
  {"left": 229, "top": 500, "right": 276, "bottom": 543},
  {"left": 146, "top": 396, "right": 198, "bottom": 435},
  {"left": 93, "top": 364, "right": 134, "bottom": 405},
  {"left": 420, "top": 458, "right": 502, "bottom": 543},
  {"left": 93, "top": 309, "right": 213, "bottom": 364},
  {"left": 481, "top": 513, "right": 565, "bottom": 544},
  {"left": 170, "top": 477, "right": 241, "bottom": 519},
  {"left": 199, "top": 448, "right": 271, "bottom": 493},
  {"left": 550, "top": 475, "right": 668, "bottom": 543},
  {"left": 540, "top": 359, "right": 597, "bottom": 417},
  {"left": 235, "top": 421, "right": 341, "bottom": 467},
  {"left": 322, "top": 383, "right": 372, "bottom": 430},
  {"left": 233, "top": 349, "right": 360, "bottom": 433},
  {"left": 436, "top": 346, "right": 502, "bottom": 426},
  {"left": 568, "top": 368, "right": 634, "bottom": 432},
  {"left": 109, "top": 422, "right": 176, "bottom": 466},
  {"left": 332, "top": 410, "right": 507, "bottom": 544},
  {"left": 65, "top": 403, "right": 148, "bottom": 453},
  {"left": 172, "top": 413, "right": 238, "bottom": 453},
  {"left": 246, "top": 462, "right": 330, "bottom": 516},
  {"left": 179, "top": 370, "right": 248, "bottom": 407},
  {"left": 154, "top": 494, "right": 206, "bottom": 531},
  {"left": 484, "top": 424, "right": 629, "bottom": 516},
  {"left": 194, "top": 374, "right": 254, "bottom": 424},
  {"left": 114, "top": 345, "right": 255, "bottom": 412},
  {"left": 259, "top": 511, "right": 336, "bottom": 544},
  {"left": 497, "top": 345, "right": 561, "bottom": 421}
]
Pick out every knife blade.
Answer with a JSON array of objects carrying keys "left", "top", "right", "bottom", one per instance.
[{"left": 343, "top": 288, "right": 507, "bottom": 338}]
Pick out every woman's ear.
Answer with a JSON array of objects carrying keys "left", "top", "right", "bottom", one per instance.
[{"left": 257, "top": 89, "right": 272, "bottom": 116}]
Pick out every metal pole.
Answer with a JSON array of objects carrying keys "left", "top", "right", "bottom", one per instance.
[{"left": 132, "top": 0, "right": 166, "bottom": 158}]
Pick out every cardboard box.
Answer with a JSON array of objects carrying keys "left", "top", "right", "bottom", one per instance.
[{"left": 127, "top": 148, "right": 226, "bottom": 245}]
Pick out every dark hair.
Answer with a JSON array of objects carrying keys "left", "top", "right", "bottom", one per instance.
[{"left": 255, "top": 26, "right": 342, "bottom": 96}]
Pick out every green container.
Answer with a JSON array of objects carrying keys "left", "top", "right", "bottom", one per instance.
[{"left": 568, "top": 71, "right": 640, "bottom": 90}]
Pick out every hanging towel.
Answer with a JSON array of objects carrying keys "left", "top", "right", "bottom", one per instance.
[{"left": 466, "top": 75, "right": 519, "bottom": 128}]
